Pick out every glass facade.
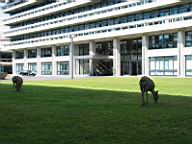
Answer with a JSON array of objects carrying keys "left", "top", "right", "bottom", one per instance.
[
  {"left": 41, "top": 48, "right": 52, "bottom": 57},
  {"left": 149, "top": 56, "right": 177, "bottom": 76},
  {"left": 56, "top": 45, "right": 69, "bottom": 56},
  {"left": 16, "top": 63, "right": 24, "bottom": 74},
  {"left": 79, "top": 60, "right": 89, "bottom": 75},
  {"left": 79, "top": 44, "right": 89, "bottom": 56},
  {"left": 149, "top": 33, "right": 178, "bottom": 49},
  {"left": 28, "top": 63, "right": 37, "bottom": 72},
  {"left": 10, "top": 0, "right": 126, "bottom": 29},
  {"left": 185, "top": 31, "right": 192, "bottom": 47},
  {"left": 96, "top": 41, "right": 113, "bottom": 56},
  {"left": 120, "top": 38, "right": 142, "bottom": 75},
  {"left": 185, "top": 55, "right": 192, "bottom": 76},
  {"left": 41, "top": 62, "right": 52, "bottom": 75},
  {"left": 57, "top": 61, "right": 69, "bottom": 75},
  {"left": 10, "top": 3, "right": 192, "bottom": 42},
  {"left": 15, "top": 51, "right": 24, "bottom": 59},
  {"left": 28, "top": 49, "right": 37, "bottom": 58}
]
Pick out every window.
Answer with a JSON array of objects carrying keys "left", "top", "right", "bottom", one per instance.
[
  {"left": 28, "top": 63, "right": 37, "bottom": 72},
  {"left": 185, "top": 55, "right": 192, "bottom": 76},
  {"left": 41, "top": 62, "right": 52, "bottom": 75},
  {"left": 96, "top": 41, "right": 113, "bottom": 56},
  {"left": 179, "top": 5, "right": 190, "bottom": 13},
  {"left": 16, "top": 63, "right": 24, "bottom": 74},
  {"left": 149, "top": 33, "right": 178, "bottom": 49},
  {"left": 41, "top": 47, "right": 52, "bottom": 57},
  {"left": 149, "top": 56, "right": 177, "bottom": 76},
  {"left": 57, "top": 61, "right": 69, "bottom": 75},
  {"left": 79, "top": 60, "right": 89, "bottom": 75},
  {"left": 56, "top": 45, "right": 69, "bottom": 56},
  {"left": 170, "top": 7, "right": 179, "bottom": 15},
  {"left": 15, "top": 51, "right": 24, "bottom": 59},
  {"left": 28, "top": 49, "right": 37, "bottom": 58},
  {"left": 185, "top": 31, "right": 192, "bottom": 47},
  {"left": 79, "top": 44, "right": 89, "bottom": 56}
]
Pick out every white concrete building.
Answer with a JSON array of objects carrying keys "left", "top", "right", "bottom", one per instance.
[
  {"left": 0, "top": 2, "right": 12, "bottom": 74},
  {"left": 1, "top": 0, "right": 192, "bottom": 77}
]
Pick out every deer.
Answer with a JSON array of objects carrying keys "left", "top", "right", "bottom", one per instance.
[
  {"left": 139, "top": 76, "right": 159, "bottom": 106},
  {"left": 12, "top": 76, "right": 23, "bottom": 92}
]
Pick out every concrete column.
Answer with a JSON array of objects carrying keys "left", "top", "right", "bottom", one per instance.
[
  {"left": 113, "top": 39, "right": 121, "bottom": 76},
  {"left": 37, "top": 48, "right": 41, "bottom": 75},
  {"left": 70, "top": 41, "right": 74, "bottom": 79},
  {"left": 24, "top": 49, "right": 28, "bottom": 70},
  {"left": 142, "top": 35, "right": 149, "bottom": 76},
  {"left": 89, "top": 41, "right": 95, "bottom": 76},
  {"left": 52, "top": 46, "right": 57, "bottom": 75},
  {"left": 178, "top": 31, "right": 185, "bottom": 77},
  {"left": 12, "top": 51, "right": 16, "bottom": 75},
  {"left": 75, "top": 59, "right": 79, "bottom": 75}
]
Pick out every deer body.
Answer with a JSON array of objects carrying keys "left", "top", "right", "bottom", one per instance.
[
  {"left": 139, "top": 76, "right": 158, "bottom": 106},
  {"left": 12, "top": 76, "right": 23, "bottom": 92}
]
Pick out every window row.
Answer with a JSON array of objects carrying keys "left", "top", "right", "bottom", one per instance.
[
  {"left": 149, "top": 33, "right": 178, "bottom": 49},
  {"left": 150, "top": 55, "right": 192, "bottom": 76},
  {"left": 16, "top": 62, "right": 69, "bottom": 75},
  {"left": 10, "top": 0, "right": 126, "bottom": 28},
  {"left": 149, "top": 56, "right": 177, "bottom": 76},
  {"left": 10, "top": 2, "right": 192, "bottom": 42},
  {"left": 4, "top": 0, "right": 73, "bottom": 22},
  {"left": 15, "top": 46, "right": 70, "bottom": 59}
]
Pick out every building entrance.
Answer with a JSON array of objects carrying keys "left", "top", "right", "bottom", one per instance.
[{"left": 120, "top": 38, "right": 142, "bottom": 75}]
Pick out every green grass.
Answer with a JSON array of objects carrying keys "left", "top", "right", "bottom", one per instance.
[{"left": 0, "top": 77, "right": 192, "bottom": 144}]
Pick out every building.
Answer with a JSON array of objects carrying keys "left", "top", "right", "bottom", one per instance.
[
  {"left": 0, "top": 2, "right": 12, "bottom": 74},
  {"left": 0, "top": 36, "right": 12, "bottom": 74},
  {"left": 1, "top": 0, "right": 192, "bottom": 77}
]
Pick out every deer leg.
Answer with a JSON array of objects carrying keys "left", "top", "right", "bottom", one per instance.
[
  {"left": 141, "top": 91, "right": 145, "bottom": 106},
  {"left": 146, "top": 92, "right": 148, "bottom": 104}
]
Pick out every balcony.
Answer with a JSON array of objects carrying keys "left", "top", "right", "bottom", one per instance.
[
  {"left": 4, "top": 0, "right": 179, "bottom": 37},
  {"left": 3, "top": 0, "right": 91, "bottom": 25},
  {"left": 4, "top": 11, "right": 192, "bottom": 50},
  {"left": 1, "top": 0, "right": 39, "bottom": 13}
]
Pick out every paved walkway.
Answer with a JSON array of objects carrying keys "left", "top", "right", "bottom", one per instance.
[{"left": 1, "top": 74, "right": 104, "bottom": 81}]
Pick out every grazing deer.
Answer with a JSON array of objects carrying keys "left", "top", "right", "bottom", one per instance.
[
  {"left": 139, "top": 76, "right": 158, "bottom": 106},
  {"left": 12, "top": 76, "right": 23, "bottom": 92}
]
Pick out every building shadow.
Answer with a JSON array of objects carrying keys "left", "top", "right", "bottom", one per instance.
[{"left": 0, "top": 83, "right": 192, "bottom": 144}]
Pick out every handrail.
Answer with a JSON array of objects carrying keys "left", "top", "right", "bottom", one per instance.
[
  {"left": 4, "top": 0, "right": 151, "bottom": 35},
  {"left": 5, "top": 11, "right": 192, "bottom": 47},
  {"left": 1, "top": 0, "right": 27, "bottom": 10}
]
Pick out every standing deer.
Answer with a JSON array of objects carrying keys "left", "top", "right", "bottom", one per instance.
[
  {"left": 12, "top": 76, "right": 23, "bottom": 92},
  {"left": 139, "top": 76, "right": 158, "bottom": 106}
]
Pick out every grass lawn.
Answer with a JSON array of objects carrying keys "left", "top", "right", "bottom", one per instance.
[{"left": 0, "top": 77, "right": 192, "bottom": 144}]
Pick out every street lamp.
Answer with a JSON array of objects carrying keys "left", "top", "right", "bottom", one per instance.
[{"left": 69, "top": 34, "right": 76, "bottom": 79}]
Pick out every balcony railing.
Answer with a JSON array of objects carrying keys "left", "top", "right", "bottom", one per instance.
[
  {"left": 4, "top": 0, "right": 153, "bottom": 35},
  {"left": 5, "top": 11, "right": 192, "bottom": 48},
  {"left": 3, "top": 0, "right": 80, "bottom": 22},
  {"left": 1, "top": 0, "right": 27, "bottom": 10},
  {"left": 0, "top": 58, "right": 12, "bottom": 62}
]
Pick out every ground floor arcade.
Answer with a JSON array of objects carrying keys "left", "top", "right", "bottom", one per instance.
[{"left": 12, "top": 31, "right": 192, "bottom": 77}]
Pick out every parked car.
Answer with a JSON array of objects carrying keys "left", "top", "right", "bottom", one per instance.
[{"left": 20, "top": 70, "right": 36, "bottom": 76}]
